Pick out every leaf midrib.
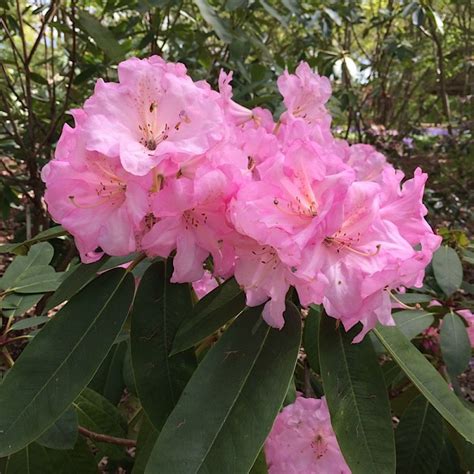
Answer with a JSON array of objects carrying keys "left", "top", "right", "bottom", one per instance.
[
  {"left": 195, "top": 324, "right": 271, "bottom": 474},
  {"left": 337, "top": 329, "right": 379, "bottom": 473},
  {"left": 1, "top": 271, "right": 129, "bottom": 441}
]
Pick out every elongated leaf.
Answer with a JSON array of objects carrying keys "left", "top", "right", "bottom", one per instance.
[
  {"left": 432, "top": 246, "right": 463, "bottom": 297},
  {"left": 77, "top": 10, "right": 125, "bottom": 61},
  {"left": 395, "top": 293, "right": 433, "bottom": 304},
  {"left": 89, "top": 341, "right": 127, "bottom": 405},
  {"left": 373, "top": 325, "right": 474, "bottom": 443},
  {"left": 393, "top": 310, "right": 434, "bottom": 340},
  {"left": 319, "top": 316, "right": 395, "bottom": 474},
  {"left": 172, "top": 277, "right": 246, "bottom": 355},
  {"left": 43, "top": 258, "right": 106, "bottom": 313},
  {"left": 0, "top": 269, "right": 135, "bottom": 456},
  {"left": 75, "top": 388, "right": 128, "bottom": 460},
  {"left": 193, "top": 0, "right": 234, "bottom": 43},
  {"left": 131, "top": 262, "right": 196, "bottom": 430},
  {"left": 36, "top": 407, "right": 78, "bottom": 450},
  {"left": 12, "top": 269, "right": 62, "bottom": 294},
  {"left": 395, "top": 396, "right": 443, "bottom": 473},
  {"left": 303, "top": 305, "right": 320, "bottom": 373},
  {"left": 2, "top": 438, "right": 96, "bottom": 474},
  {"left": 249, "top": 449, "right": 268, "bottom": 474},
  {"left": 145, "top": 303, "right": 301, "bottom": 473},
  {"left": 9, "top": 316, "right": 50, "bottom": 331},
  {"left": 133, "top": 415, "right": 159, "bottom": 474},
  {"left": 438, "top": 427, "right": 461, "bottom": 474},
  {"left": 0, "top": 226, "right": 66, "bottom": 255},
  {"left": 0, "top": 242, "right": 54, "bottom": 290},
  {"left": 1, "top": 292, "right": 44, "bottom": 318},
  {"left": 440, "top": 312, "right": 471, "bottom": 376}
]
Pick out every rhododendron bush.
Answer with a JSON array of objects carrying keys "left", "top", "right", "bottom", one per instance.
[{"left": 0, "top": 57, "right": 473, "bottom": 473}]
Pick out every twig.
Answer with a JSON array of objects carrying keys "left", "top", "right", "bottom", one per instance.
[{"left": 78, "top": 426, "right": 137, "bottom": 448}]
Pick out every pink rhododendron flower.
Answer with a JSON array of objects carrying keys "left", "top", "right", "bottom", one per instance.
[
  {"left": 457, "top": 309, "right": 474, "bottom": 347},
  {"left": 192, "top": 270, "right": 219, "bottom": 299},
  {"left": 82, "top": 56, "right": 225, "bottom": 176},
  {"left": 42, "top": 56, "right": 440, "bottom": 343},
  {"left": 264, "top": 396, "right": 350, "bottom": 474}
]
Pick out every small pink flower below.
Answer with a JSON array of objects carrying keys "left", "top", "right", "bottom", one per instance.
[{"left": 264, "top": 396, "right": 351, "bottom": 474}]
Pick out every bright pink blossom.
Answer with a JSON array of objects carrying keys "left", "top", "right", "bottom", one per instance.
[
  {"left": 192, "top": 270, "right": 219, "bottom": 299},
  {"left": 264, "top": 396, "right": 350, "bottom": 474}
]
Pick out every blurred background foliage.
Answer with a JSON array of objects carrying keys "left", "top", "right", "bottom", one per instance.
[{"left": 0, "top": 0, "right": 472, "bottom": 240}]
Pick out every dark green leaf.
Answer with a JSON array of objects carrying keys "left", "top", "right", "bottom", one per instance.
[
  {"left": 36, "top": 407, "right": 78, "bottom": 450},
  {"left": 393, "top": 310, "right": 434, "bottom": 340},
  {"left": 438, "top": 426, "right": 462, "bottom": 474},
  {"left": 0, "top": 226, "right": 66, "bottom": 255},
  {"left": 373, "top": 325, "right": 474, "bottom": 443},
  {"left": 74, "top": 388, "right": 128, "bottom": 460},
  {"left": 432, "top": 246, "right": 463, "bottom": 297},
  {"left": 172, "top": 277, "right": 246, "bottom": 355},
  {"left": 0, "top": 269, "right": 135, "bottom": 456},
  {"left": 440, "top": 312, "right": 471, "bottom": 376},
  {"left": 249, "top": 449, "right": 268, "bottom": 474},
  {"left": 303, "top": 305, "right": 320, "bottom": 373},
  {"left": 131, "top": 261, "right": 196, "bottom": 430},
  {"left": 89, "top": 341, "right": 127, "bottom": 405},
  {"left": 77, "top": 10, "right": 126, "bottom": 61},
  {"left": 145, "top": 303, "right": 301, "bottom": 473},
  {"left": 132, "top": 415, "right": 159, "bottom": 474},
  {"left": 395, "top": 396, "right": 443, "bottom": 474},
  {"left": 395, "top": 293, "right": 433, "bottom": 304},
  {"left": 2, "top": 438, "right": 96, "bottom": 473},
  {"left": 193, "top": 0, "right": 234, "bottom": 43},
  {"left": 12, "top": 268, "right": 62, "bottom": 294},
  {"left": 319, "top": 316, "right": 395, "bottom": 474},
  {"left": 43, "top": 258, "right": 107, "bottom": 313},
  {"left": 9, "top": 316, "right": 50, "bottom": 331}
]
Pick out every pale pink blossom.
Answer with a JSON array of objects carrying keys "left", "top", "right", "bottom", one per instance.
[
  {"left": 192, "top": 270, "right": 219, "bottom": 299},
  {"left": 81, "top": 56, "right": 225, "bottom": 177},
  {"left": 42, "top": 115, "right": 150, "bottom": 263},
  {"left": 264, "top": 396, "right": 350, "bottom": 474},
  {"left": 457, "top": 309, "right": 474, "bottom": 347}
]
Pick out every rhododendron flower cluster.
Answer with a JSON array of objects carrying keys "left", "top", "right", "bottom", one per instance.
[
  {"left": 264, "top": 396, "right": 350, "bottom": 474},
  {"left": 42, "top": 56, "right": 441, "bottom": 340}
]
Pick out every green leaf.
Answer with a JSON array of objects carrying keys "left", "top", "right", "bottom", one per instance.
[
  {"left": 393, "top": 310, "right": 434, "bottom": 340},
  {"left": 438, "top": 427, "right": 462, "bottom": 474},
  {"left": 440, "top": 312, "right": 471, "bottom": 376},
  {"left": 0, "top": 226, "right": 66, "bottom": 255},
  {"left": 432, "top": 246, "right": 463, "bottom": 297},
  {"left": 0, "top": 242, "right": 54, "bottom": 290},
  {"left": 193, "top": 0, "right": 234, "bottom": 43},
  {"left": 89, "top": 341, "right": 127, "bottom": 405},
  {"left": 319, "top": 316, "right": 395, "bottom": 474},
  {"left": 395, "top": 293, "right": 433, "bottom": 304},
  {"left": 373, "top": 325, "right": 474, "bottom": 443},
  {"left": 0, "top": 269, "right": 135, "bottom": 456},
  {"left": 249, "top": 449, "right": 268, "bottom": 474},
  {"left": 131, "top": 262, "right": 196, "bottom": 431},
  {"left": 36, "top": 407, "right": 78, "bottom": 450},
  {"left": 9, "top": 316, "right": 50, "bottom": 332},
  {"left": 395, "top": 396, "right": 443, "bottom": 473},
  {"left": 1, "top": 292, "right": 44, "bottom": 318},
  {"left": 74, "top": 388, "right": 128, "bottom": 460},
  {"left": 77, "top": 10, "right": 126, "bottom": 61},
  {"left": 132, "top": 415, "right": 159, "bottom": 474},
  {"left": 145, "top": 303, "right": 301, "bottom": 473},
  {"left": 172, "top": 277, "right": 246, "bottom": 355},
  {"left": 303, "top": 305, "right": 320, "bottom": 373},
  {"left": 42, "top": 258, "right": 106, "bottom": 313},
  {"left": 2, "top": 438, "right": 96, "bottom": 473},
  {"left": 12, "top": 268, "right": 62, "bottom": 294}
]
